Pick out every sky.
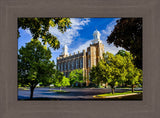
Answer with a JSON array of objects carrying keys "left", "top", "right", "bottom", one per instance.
[{"left": 18, "top": 18, "right": 124, "bottom": 64}]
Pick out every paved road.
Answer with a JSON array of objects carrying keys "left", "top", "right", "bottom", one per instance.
[{"left": 18, "top": 87, "right": 136, "bottom": 100}]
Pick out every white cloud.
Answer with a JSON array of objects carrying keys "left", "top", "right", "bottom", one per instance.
[
  {"left": 71, "top": 18, "right": 123, "bottom": 55},
  {"left": 102, "top": 41, "right": 124, "bottom": 54},
  {"left": 70, "top": 40, "right": 92, "bottom": 54},
  {"left": 49, "top": 18, "right": 90, "bottom": 46},
  {"left": 100, "top": 18, "right": 119, "bottom": 40},
  {"left": 48, "top": 18, "right": 90, "bottom": 63},
  {"left": 100, "top": 18, "right": 125, "bottom": 54}
]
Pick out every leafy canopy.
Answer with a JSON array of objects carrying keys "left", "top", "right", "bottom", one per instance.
[
  {"left": 103, "top": 52, "right": 128, "bottom": 89},
  {"left": 53, "top": 70, "right": 70, "bottom": 88},
  {"left": 18, "top": 39, "right": 55, "bottom": 88},
  {"left": 90, "top": 51, "right": 143, "bottom": 93},
  {"left": 69, "top": 69, "right": 83, "bottom": 85},
  {"left": 18, "top": 18, "right": 71, "bottom": 49},
  {"left": 107, "top": 18, "right": 142, "bottom": 69},
  {"left": 116, "top": 50, "right": 143, "bottom": 88}
]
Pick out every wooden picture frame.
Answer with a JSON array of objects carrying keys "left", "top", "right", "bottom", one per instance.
[{"left": 0, "top": 0, "right": 160, "bottom": 118}]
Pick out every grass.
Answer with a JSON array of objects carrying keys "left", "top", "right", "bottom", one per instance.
[
  {"left": 115, "top": 87, "right": 131, "bottom": 89},
  {"left": 49, "top": 90, "right": 69, "bottom": 93},
  {"left": 18, "top": 87, "right": 30, "bottom": 90},
  {"left": 97, "top": 91, "right": 143, "bottom": 97}
]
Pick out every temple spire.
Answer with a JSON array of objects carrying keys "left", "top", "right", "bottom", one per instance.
[
  {"left": 61, "top": 44, "right": 69, "bottom": 56},
  {"left": 92, "top": 29, "right": 102, "bottom": 44}
]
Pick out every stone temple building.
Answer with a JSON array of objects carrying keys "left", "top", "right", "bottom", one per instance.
[{"left": 57, "top": 29, "right": 104, "bottom": 85}]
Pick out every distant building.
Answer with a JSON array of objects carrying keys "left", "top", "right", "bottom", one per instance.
[{"left": 57, "top": 29, "right": 104, "bottom": 85}]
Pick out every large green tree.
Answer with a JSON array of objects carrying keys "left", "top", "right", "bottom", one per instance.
[
  {"left": 90, "top": 51, "right": 143, "bottom": 94},
  {"left": 103, "top": 52, "right": 127, "bottom": 94},
  {"left": 69, "top": 69, "right": 83, "bottom": 87},
  {"left": 116, "top": 50, "right": 143, "bottom": 92},
  {"left": 90, "top": 52, "right": 127, "bottom": 94},
  {"left": 90, "top": 61, "right": 108, "bottom": 87},
  {"left": 18, "top": 40, "right": 55, "bottom": 99},
  {"left": 54, "top": 76, "right": 70, "bottom": 91},
  {"left": 107, "top": 18, "right": 142, "bottom": 69},
  {"left": 18, "top": 18, "right": 71, "bottom": 49},
  {"left": 126, "top": 67, "right": 142, "bottom": 92},
  {"left": 53, "top": 70, "right": 70, "bottom": 91},
  {"left": 124, "top": 52, "right": 142, "bottom": 92}
]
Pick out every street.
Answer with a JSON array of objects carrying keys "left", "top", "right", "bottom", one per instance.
[{"left": 18, "top": 87, "right": 133, "bottom": 100}]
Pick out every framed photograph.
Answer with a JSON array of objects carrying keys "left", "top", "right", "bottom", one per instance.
[
  {"left": 0, "top": 0, "right": 160, "bottom": 118},
  {"left": 17, "top": 17, "right": 143, "bottom": 101}
]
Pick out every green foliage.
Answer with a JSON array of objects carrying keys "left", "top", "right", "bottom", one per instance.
[
  {"left": 90, "top": 51, "right": 143, "bottom": 94},
  {"left": 18, "top": 18, "right": 71, "bottom": 49},
  {"left": 125, "top": 66, "right": 142, "bottom": 92},
  {"left": 116, "top": 50, "right": 127, "bottom": 57},
  {"left": 18, "top": 40, "right": 55, "bottom": 98},
  {"left": 107, "top": 18, "right": 142, "bottom": 69},
  {"left": 53, "top": 70, "right": 70, "bottom": 89},
  {"left": 69, "top": 69, "right": 83, "bottom": 85},
  {"left": 103, "top": 52, "right": 127, "bottom": 92},
  {"left": 120, "top": 51, "right": 142, "bottom": 92},
  {"left": 138, "top": 69, "right": 143, "bottom": 86},
  {"left": 55, "top": 76, "right": 70, "bottom": 88},
  {"left": 90, "top": 61, "right": 108, "bottom": 86},
  {"left": 90, "top": 66, "right": 101, "bottom": 85}
]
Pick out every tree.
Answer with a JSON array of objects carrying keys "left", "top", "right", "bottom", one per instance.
[
  {"left": 103, "top": 52, "right": 127, "bottom": 94},
  {"left": 116, "top": 51, "right": 143, "bottom": 92},
  {"left": 54, "top": 75, "right": 70, "bottom": 91},
  {"left": 69, "top": 69, "right": 83, "bottom": 87},
  {"left": 18, "top": 40, "right": 55, "bottom": 99},
  {"left": 107, "top": 18, "right": 142, "bottom": 69},
  {"left": 91, "top": 52, "right": 127, "bottom": 94},
  {"left": 126, "top": 67, "right": 142, "bottom": 92},
  {"left": 18, "top": 18, "right": 71, "bottom": 49},
  {"left": 53, "top": 70, "right": 70, "bottom": 91},
  {"left": 90, "top": 61, "right": 108, "bottom": 87},
  {"left": 124, "top": 52, "right": 142, "bottom": 92},
  {"left": 116, "top": 50, "right": 127, "bottom": 57},
  {"left": 138, "top": 69, "right": 143, "bottom": 87},
  {"left": 90, "top": 66, "right": 101, "bottom": 86}
]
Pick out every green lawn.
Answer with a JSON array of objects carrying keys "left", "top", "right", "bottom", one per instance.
[
  {"left": 49, "top": 90, "right": 69, "bottom": 93},
  {"left": 97, "top": 91, "right": 143, "bottom": 97},
  {"left": 18, "top": 87, "right": 30, "bottom": 90}
]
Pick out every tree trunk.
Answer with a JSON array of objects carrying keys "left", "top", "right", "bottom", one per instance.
[
  {"left": 132, "top": 85, "right": 134, "bottom": 93},
  {"left": 60, "top": 87, "right": 62, "bottom": 91},
  {"left": 30, "top": 87, "right": 34, "bottom": 99},
  {"left": 111, "top": 87, "right": 115, "bottom": 94}
]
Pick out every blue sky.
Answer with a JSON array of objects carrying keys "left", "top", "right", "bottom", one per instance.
[{"left": 18, "top": 18, "right": 124, "bottom": 64}]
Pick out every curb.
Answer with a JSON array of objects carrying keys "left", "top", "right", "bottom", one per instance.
[{"left": 93, "top": 93, "right": 141, "bottom": 99}]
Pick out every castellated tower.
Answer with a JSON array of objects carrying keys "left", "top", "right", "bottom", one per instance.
[{"left": 57, "top": 29, "right": 104, "bottom": 86}]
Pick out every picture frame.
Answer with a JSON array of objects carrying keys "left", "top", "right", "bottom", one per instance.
[{"left": 0, "top": 0, "right": 160, "bottom": 118}]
